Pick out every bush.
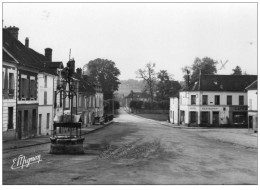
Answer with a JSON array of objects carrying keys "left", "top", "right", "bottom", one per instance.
[{"left": 129, "top": 100, "right": 143, "bottom": 110}]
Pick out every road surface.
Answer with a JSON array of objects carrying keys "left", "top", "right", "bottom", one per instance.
[{"left": 2, "top": 109, "right": 257, "bottom": 184}]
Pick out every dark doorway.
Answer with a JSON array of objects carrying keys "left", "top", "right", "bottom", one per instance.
[
  {"left": 39, "top": 114, "right": 42, "bottom": 135},
  {"left": 213, "top": 112, "right": 219, "bottom": 125},
  {"left": 24, "top": 110, "right": 28, "bottom": 138},
  {"left": 17, "top": 111, "right": 22, "bottom": 139},
  {"left": 249, "top": 116, "right": 253, "bottom": 129},
  {"left": 32, "top": 109, "right": 37, "bottom": 136}
]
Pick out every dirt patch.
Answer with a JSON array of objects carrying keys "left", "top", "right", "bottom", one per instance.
[{"left": 98, "top": 139, "right": 176, "bottom": 161}]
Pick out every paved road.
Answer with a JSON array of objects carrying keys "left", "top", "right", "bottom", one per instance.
[{"left": 2, "top": 109, "right": 257, "bottom": 184}]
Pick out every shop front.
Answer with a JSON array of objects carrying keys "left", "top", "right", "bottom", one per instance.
[{"left": 229, "top": 106, "right": 248, "bottom": 127}]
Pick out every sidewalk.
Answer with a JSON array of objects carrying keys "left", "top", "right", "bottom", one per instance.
[{"left": 3, "top": 121, "right": 114, "bottom": 151}]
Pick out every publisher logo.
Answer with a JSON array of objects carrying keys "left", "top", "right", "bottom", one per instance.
[{"left": 11, "top": 154, "right": 42, "bottom": 170}]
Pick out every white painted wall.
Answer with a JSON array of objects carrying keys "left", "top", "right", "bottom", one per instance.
[
  {"left": 2, "top": 62, "right": 17, "bottom": 132},
  {"left": 38, "top": 72, "right": 54, "bottom": 135},
  {"left": 169, "top": 97, "right": 179, "bottom": 124},
  {"left": 38, "top": 106, "right": 53, "bottom": 135},
  {"left": 38, "top": 73, "right": 54, "bottom": 105},
  {"left": 180, "top": 91, "right": 248, "bottom": 106},
  {"left": 248, "top": 89, "right": 257, "bottom": 111}
]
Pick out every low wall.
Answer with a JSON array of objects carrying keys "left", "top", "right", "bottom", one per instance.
[{"left": 132, "top": 109, "right": 169, "bottom": 114}]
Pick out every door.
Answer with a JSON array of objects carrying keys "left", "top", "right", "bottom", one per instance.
[
  {"left": 249, "top": 116, "right": 253, "bottom": 129},
  {"left": 39, "top": 114, "right": 42, "bottom": 135},
  {"left": 17, "top": 111, "right": 22, "bottom": 139},
  {"left": 24, "top": 110, "right": 29, "bottom": 138},
  {"left": 213, "top": 112, "right": 219, "bottom": 125}
]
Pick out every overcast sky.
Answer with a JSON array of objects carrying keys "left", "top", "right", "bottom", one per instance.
[{"left": 3, "top": 3, "right": 257, "bottom": 81}]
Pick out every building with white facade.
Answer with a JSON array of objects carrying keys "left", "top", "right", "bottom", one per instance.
[
  {"left": 169, "top": 97, "right": 179, "bottom": 124},
  {"left": 178, "top": 75, "right": 257, "bottom": 127},
  {"left": 2, "top": 48, "right": 18, "bottom": 140},
  {"left": 245, "top": 80, "right": 257, "bottom": 132}
]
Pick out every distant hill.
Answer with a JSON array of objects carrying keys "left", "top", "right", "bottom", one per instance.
[{"left": 117, "top": 79, "right": 146, "bottom": 97}]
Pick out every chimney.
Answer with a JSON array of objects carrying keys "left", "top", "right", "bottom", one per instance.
[
  {"left": 6, "top": 26, "right": 19, "bottom": 40},
  {"left": 25, "top": 37, "right": 29, "bottom": 48},
  {"left": 45, "top": 48, "right": 52, "bottom": 62},
  {"left": 76, "top": 68, "right": 82, "bottom": 78}
]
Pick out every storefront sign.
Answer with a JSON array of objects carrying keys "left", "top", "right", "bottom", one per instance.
[
  {"left": 201, "top": 107, "right": 220, "bottom": 111},
  {"left": 233, "top": 106, "right": 248, "bottom": 111}
]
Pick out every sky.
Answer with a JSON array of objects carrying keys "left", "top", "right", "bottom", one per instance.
[{"left": 3, "top": 2, "right": 257, "bottom": 81}]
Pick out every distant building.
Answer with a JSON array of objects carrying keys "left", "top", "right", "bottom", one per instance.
[
  {"left": 245, "top": 80, "right": 257, "bottom": 132},
  {"left": 177, "top": 74, "right": 257, "bottom": 127},
  {"left": 169, "top": 97, "right": 179, "bottom": 124},
  {"left": 126, "top": 90, "right": 150, "bottom": 107}
]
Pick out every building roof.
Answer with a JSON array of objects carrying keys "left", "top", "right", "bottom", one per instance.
[
  {"left": 245, "top": 80, "right": 257, "bottom": 90},
  {"left": 3, "top": 29, "right": 42, "bottom": 70},
  {"left": 126, "top": 91, "right": 150, "bottom": 99},
  {"left": 3, "top": 49, "right": 17, "bottom": 63},
  {"left": 181, "top": 74, "right": 257, "bottom": 92},
  {"left": 3, "top": 29, "right": 61, "bottom": 76}
]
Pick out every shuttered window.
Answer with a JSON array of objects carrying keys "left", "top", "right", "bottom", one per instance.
[
  {"left": 44, "top": 91, "right": 47, "bottom": 105},
  {"left": 22, "top": 78, "right": 30, "bottom": 99},
  {"left": 30, "top": 79, "right": 36, "bottom": 98}
]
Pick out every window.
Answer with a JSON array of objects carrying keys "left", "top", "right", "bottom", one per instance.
[
  {"left": 215, "top": 95, "right": 220, "bottom": 105},
  {"left": 239, "top": 96, "right": 244, "bottom": 105},
  {"left": 191, "top": 95, "right": 196, "bottom": 105},
  {"left": 46, "top": 113, "right": 50, "bottom": 129},
  {"left": 44, "top": 91, "right": 47, "bottom": 105},
  {"left": 30, "top": 79, "right": 36, "bottom": 98},
  {"left": 44, "top": 75, "right": 47, "bottom": 88},
  {"left": 21, "top": 78, "right": 29, "bottom": 99},
  {"left": 79, "top": 96, "right": 82, "bottom": 107},
  {"left": 8, "top": 107, "right": 13, "bottom": 129},
  {"left": 227, "top": 95, "right": 232, "bottom": 105},
  {"left": 202, "top": 95, "right": 208, "bottom": 105},
  {"left": 2, "top": 71, "right": 5, "bottom": 90},
  {"left": 8, "top": 73, "right": 15, "bottom": 95}
]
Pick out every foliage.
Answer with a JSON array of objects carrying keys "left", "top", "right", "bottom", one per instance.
[
  {"left": 85, "top": 58, "right": 121, "bottom": 100},
  {"left": 183, "top": 57, "right": 218, "bottom": 83},
  {"left": 156, "top": 70, "right": 181, "bottom": 101},
  {"left": 129, "top": 100, "right": 143, "bottom": 110},
  {"left": 136, "top": 62, "right": 157, "bottom": 102},
  {"left": 232, "top": 66, "right": 242, "bottom": 75},
  {"left": 104, "top": 99, "right": 120, "bottom": 113}
]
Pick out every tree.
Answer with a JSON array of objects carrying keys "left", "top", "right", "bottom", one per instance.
[
  {"left": 156, "top": 70, "right": 181, "bottom": 101},
  {"left": 232, "top": 66, "right": 242, "bottom": 75},
  {"left": 183, "top": 57, "right": 218, "bottom": 83},
  {"left": 136, "top": 62, "right": 157, "bottom": 102},
  {"left": 84, "top": 58, "right": 121, "bottom": 100}
]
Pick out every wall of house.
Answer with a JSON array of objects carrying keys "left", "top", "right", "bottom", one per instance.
[
  {"left": 179, "top": 91, "right": 247, "bottom": 126},
  {"left": 180, "top": 91, "right": 248, "bottom": 106},
  {"left": 169, "top": 97, "right": 179, "bottom": 124},
  {"left": 38, "top": 106, "right": 53, "bottom": 135},
  {"left": 3, "top": 63, "right": 17, "bottom": 140},
  {"left": 248, "top": 89, "right": 257, "bottom": 111},
  {"left": 38, "top": 73, "right": 54, "bottom": 135}
]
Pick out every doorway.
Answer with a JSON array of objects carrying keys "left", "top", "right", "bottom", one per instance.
[
  {"left": 213, "top": 112, "right": 219, "bottom": 125},
  {"left": 39, "top": 114, "right": 42, "bottom": 135}
]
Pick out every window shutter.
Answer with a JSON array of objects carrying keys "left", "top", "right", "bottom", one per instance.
[
  {"left": 44, "top": 91, "right": 47, "bottom": 105},
  {"left": 25, "top": 79, "right": 29, "bottom": 98}
]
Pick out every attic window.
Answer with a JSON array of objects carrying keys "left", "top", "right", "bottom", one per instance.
[
  {"left": 214, "top": 81, "right": 218, "bottom": 85},
  {"left": 220, "top": 84, "right": 223, "bottom": 89}
]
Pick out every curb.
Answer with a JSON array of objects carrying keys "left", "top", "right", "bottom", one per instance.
[
  {"left": 126, "top": 111, "right": 208, "bottom": 129},
  {"left": 3, "top": 121, "right": 114, "bottom": 151}
]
